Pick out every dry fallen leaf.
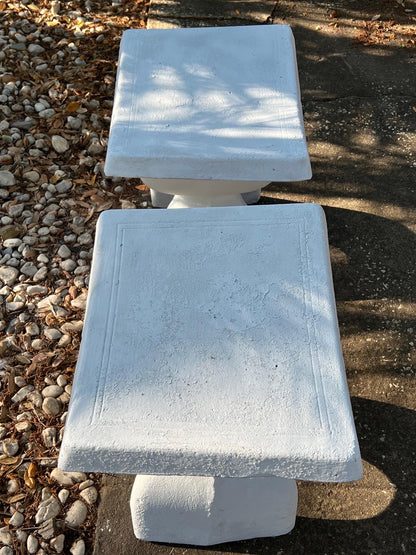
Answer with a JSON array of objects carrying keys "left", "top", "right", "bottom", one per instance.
[
  {"left": 66, "top": 101, "right": 81, "bottom": 113},
  {"left": 0, "top": 456, "right": 20, "bottom": 465},
  {"left": 8, "top": 492, "right": 26, "bottom": 503},
  {"left": 24, "top": 472, "right": 36, "bottom": 489},
  {"left": 28, "top": 461, "right": 37, "bottom": 478},
  {"left": 84, "top": 206, "right": 96, "bottom": 224},
  {"left": 96, "top": 200, "right": 113, "bottom": 212}
]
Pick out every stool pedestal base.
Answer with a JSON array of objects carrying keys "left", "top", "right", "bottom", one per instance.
[
  {"left": 150, "top": 188, "right": 262, "bottom": 208},
  {"left": 130, "top": 475, "right": 298, "bottom": 546}
]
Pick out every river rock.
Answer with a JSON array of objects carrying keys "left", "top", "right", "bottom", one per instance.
[
  {"left": 0, "top": 171, "right": 15, "bottom": 187},
  {"left": 35, "top": 496, "right": 60, "bottom": 524},
  {"left": 52, "top": 135, "right": 69, "bottom": 153},
  {"left": 50, "top": 468, "right": 87, "bottom": 486},
  {"left": 65, "top": 500, "right": 88, "bottom": 527}
]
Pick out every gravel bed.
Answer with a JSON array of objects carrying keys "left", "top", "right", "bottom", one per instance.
[{"left": 0, "top": 1, "right": 149, "bottom": 553}]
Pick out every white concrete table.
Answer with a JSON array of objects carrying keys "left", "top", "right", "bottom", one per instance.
[
  {"left": 104, "top": 25, "right": 312, "bottom": 207},
  {"left": 59, "top": 204, "right": 362, "bottom": 544}
]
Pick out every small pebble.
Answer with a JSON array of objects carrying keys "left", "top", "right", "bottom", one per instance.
[
  {"left": 51, "top": 468, "right": 87, "bottom": 486},
  {"left": 9, "top": 511, "right": 24, "bottom": 526},
  {"left": 20, "top": 261, "right": 38, "bottom": 276},
  {"left": 8, "top": 203, "right": 25, "bottom": 217},
  {"left": 23, "top": 170, "right": 40, "bottom": 183},
  {"left": 42, "top": 396, "right": 61, "bottom": 416},
  {"left": 28, "top": 43, "right": 45, "bottom": 55},
  {"left": 77, "top": 232, "right": 93, "bottom": 245},
  {"left": 65, "top": 500, "right": 88, "bottom": 527},
  {"left": 50, "top": 534, "right": 65, "bottom": 553},
  {"left": 43, "top": 328, "right": 62, "bottom": 341},
  {"left": 0, "top": 527, "right": 12, "bottom": 545},
  {"left": 15, "top": 529, "right": 27, "bottom": 542},
  {"left": 2, "top": 438, "right": 19, "bottom": 456},
  {"left": 79, "top": 479, "right": 94, "bottom": 491},
  {"left": 0, "top": 171, "right": 15, "bottom": 187},
  {"left": 71, "top": 293, "right": 87, "bottom": 310},
  {"left": 27, "top": 534, "right": 39, "bottom": 554},
  {"left": 58, "top": 488, "right": 70, "bottom": 504},
  {"left": 80, "top": 486, "right": 98, "bottom": 505},
  {"left": 56, "top": 179, "right": 72, "bottom": 193},
  {"left": 35, "top": 496, "right": 60, "bottom": 524},
  {"left": 42, "top": 427, "right": 57, "bottom": 447},
  {"left": 32, "top": 338, "right": 44, "bottom": 350},
  {"left": 57, "top": 375, "right": 67, "bottom": 387},
  {"left": 25, "top": 322, "right": 40, "bottom": 335},
  {"left": 0, "top": 266, "right": 19, "bottom": 286},
  {"left": 70, "top": 539, "right": 85, "bottom": 555},
  {"left": 12, "top": 384, "right": 34, "bottom": 403},
  {"left": 38, "top": 517, "right": 55, "bottom": 539},
  {"left": 52, "top": 135, "right": 69, "bottom": 153},
  {"left": 7, "top": 479, "right": 19, "bottom": 494},
  {"left": 42, "top": 385, "right": 63, "bottom": 398},
  {"left": 58, "top": 244, "right": 71, "bottom": 258},
  {"left": 61, "top": 259, "right": 77, "bottom": 272}
]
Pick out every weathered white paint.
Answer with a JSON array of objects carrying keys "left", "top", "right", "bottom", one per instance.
[
  {"left": 104, "top": 25, "right": 312, "bottom": 184},
  {"left": 59, "top": 204, "right": 362, "bottom": 483},
  {"left": 130, "top": 475, "right": 298, "bottom": 545},
  {"left": 144, "top": 178, "right": 267, "bottom": 207},
  {"left": 150, "top": 188, "right": 262, "bottom": 208}
]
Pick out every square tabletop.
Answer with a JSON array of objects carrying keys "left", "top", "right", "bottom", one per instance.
[
  {"left": 59, "top": 204, "right": 362, "bottom": 482},
  {"left": 104, "top": 25, "right": 312, "bottom": 182}
]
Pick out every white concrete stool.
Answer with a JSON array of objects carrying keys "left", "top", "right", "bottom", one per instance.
[
  {"left": 59, "top": 205, "right": 362, "bottom": 545},
  {"left": 104, "top": 25, "right": 312, "bottom": 207}
]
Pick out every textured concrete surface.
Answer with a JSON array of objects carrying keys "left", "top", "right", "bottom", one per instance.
[
  {"left": 105, "top": 25, "right": 310, "bottom": 182},
  {"left": 60, "top": 205, "right": 361, "bottom": 480},
  {"left": 93, "top": 1, "right": 416, "bottom": 553},
  {"left": 130, "top": 475, "right": 297, "bottom": 545}
]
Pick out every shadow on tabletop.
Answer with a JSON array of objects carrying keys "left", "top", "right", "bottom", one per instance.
[{"left": 95, "top": 397, "right": 416, "bottom": 555}]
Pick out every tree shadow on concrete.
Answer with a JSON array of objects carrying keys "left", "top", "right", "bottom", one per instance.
[
  {"left": 213, "top": 398, "right": 416, "bottom": 555},
  {"left": 98, "top": 396, "right": 416, "bottom": 555},
  {"left": 259, "top": 198, "right": 416, "bottom": 300}
]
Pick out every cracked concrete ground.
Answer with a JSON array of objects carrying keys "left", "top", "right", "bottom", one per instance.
[{"left": 93, "top": 1, "right": 416, "bottom": 553}]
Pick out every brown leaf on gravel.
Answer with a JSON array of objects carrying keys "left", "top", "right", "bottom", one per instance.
[
  {"left": 84, "top": 206, "right": 96, "bottom": 224},
  {"left": 24, "top": 472, "right": 36, "bottom": 489},
  {"left": 8, "top": 369, "right": 17, "bottom": 394},
  {"left": 95, "top": 200, "right": 113, "bottom": 212},
  {"left": 51, "top": 352, "right": 67, "bottom": 368},
  {"left": 28, "top": 461, "right": 37, "bottom": 478},
  {"left": 25, "top": 362, "right": 37, "bottom": 378},
  {"left": 31, "top": 352, "right": 53, "bottom": 365},
  {"left": 66, "top": 101, "right": 82, "bottom": 113},
  {"left": 8, "top": 492, "right": 26, "bottom": 504},
  {"left": 0, "top": 456, "right": 20, "bottom": 465}
]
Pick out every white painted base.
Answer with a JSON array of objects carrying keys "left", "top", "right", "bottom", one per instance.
[
  {"left": 150, "top": 188, "right": 262, "bottom": 208},
  {"left": 168, "top": 193, "right": 246, "bottom": 208},
  {"left": 130, "top": 475, "right": 298, "bottom": 546},
  {"left": 144, "top": 177, "right": 267, "bottom": 209}
]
